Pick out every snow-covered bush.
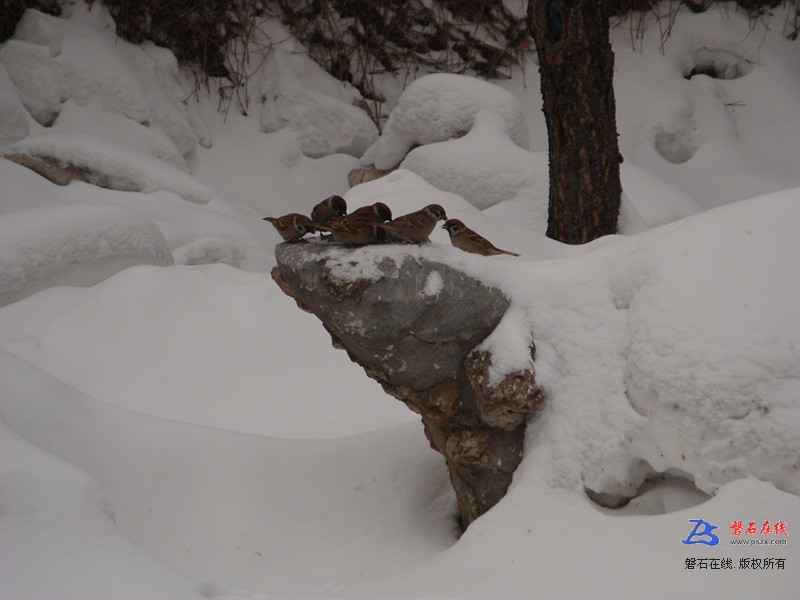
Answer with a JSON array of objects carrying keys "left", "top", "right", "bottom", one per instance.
[{"left": 0, "top": 6, "right": 209, "bottom": 154}]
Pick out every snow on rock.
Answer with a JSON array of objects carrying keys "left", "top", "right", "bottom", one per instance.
[
  {"left": 0, "top": 39, "right": 64, "bottom": 125},
  {"left": 357, "top": 74, "right": 543, "bottom": 210},
  {"left": 0, "top": 63, "right": 32, "bottom": 144},
  {"left": 0, "top": 159, "right": 270, "bottom": 272},
  {"left": 259, "top": 22, "right": 378, "bottom": 158},
  {"left": 51, "top": 100, "right": 189, "bottom": 171},
  {"left": 344, "top": 168, "right": 567, "bottom": 260},
  {"left": 400, "top": 114, "right": 548, "bottom": 209},
  {"left": 361, "top": 73, "right": 530, "bottom": 170},
  {"left": 7, "top": 132, "right": 217, "bottom": 204},
  {"left": 0, "top": 204, "right": 173, "bottom": 305},
  {"left": 273, "top": 241, "right": 540, "bottom": 526},
  {"left": 0, "top": 6, "right": 208, "bottom": 154},
  {"left": 472, "top": 306, "right": 535, "bottom": 387}
]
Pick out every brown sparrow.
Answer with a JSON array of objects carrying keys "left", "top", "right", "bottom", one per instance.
[
  {"left": 310, "top": 202, "right": 393, "bottom": 245},
  {"left": 311, "top": 195, "right": 347, "bottom": 222},
  {"left": 442, "top": 219, "right": 520, "bottom": 256},
  {"left": 378, "top": 204, "right": 447, "bottom": 244},
  {"left": 263, "top": 213, "right": 313, "bottom": 241},
  {"left": 348, "top": 201, "right": 392, "bottom": 223}
]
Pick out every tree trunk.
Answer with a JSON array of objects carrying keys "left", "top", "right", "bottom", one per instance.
[{"left": 527, "top": 0, "right": 623, "bottom": 244}]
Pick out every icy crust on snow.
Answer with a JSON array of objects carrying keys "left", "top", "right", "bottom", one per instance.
[
  {"left": 0, "top": 6, "right": 208, "bottom": 154},
  {"left": 7, "top": 132, "right": 216, "bottom": 204},
  {"left": 361, "top": 73, "right": 530, "bottom": 170},
  {"left": 259, "top": 21, "right": 378, "bottom": 158},
  {"left": 0, "top": 204, "right": 173, "bottom": 305}
]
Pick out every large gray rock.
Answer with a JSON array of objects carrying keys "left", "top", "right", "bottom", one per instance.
[{"left": 273, "top": 242, "right": 544, "bottom": 529}]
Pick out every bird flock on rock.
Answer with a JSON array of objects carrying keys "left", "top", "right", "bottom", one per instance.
[{"left": 263, "top": 195, "right": 520, "bottom": 257}]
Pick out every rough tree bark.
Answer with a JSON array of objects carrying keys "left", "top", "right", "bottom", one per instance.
[{"left": 527, "top": 0, "right": 623, "bottom": 244}]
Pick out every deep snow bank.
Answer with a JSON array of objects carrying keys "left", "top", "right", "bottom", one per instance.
[{"left": 506, "top": 189, "right": 800, "bottom": 504}]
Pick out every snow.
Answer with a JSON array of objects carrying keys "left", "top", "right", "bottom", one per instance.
[
  {"left": 7, "top": 131, "right": 217, "bottom": 204},
  {"left": 0, "top": 63, "right": 31, "bottom": 144},
  {"left": 473, "top": 306, "right": 535, "bottom": 386},
  {"left": 52, "top": 99, "right": 190, "bottom": 171},
  {"left": 0, "top": 263, "right": 412, "bottom": 438},
  {"left": 1, "top": 2, "right": 799, "bottom": 599},
  {"left": 422, "top": 270, "right": 445, "bottom": 298},
  {"left": 0, "top": 5, "right": 208, "bottom": 151},
  {"left": 0, "top": 159, "right": 270, "bottom": 272},
  {"left": 361, "top": 73, "right": 530, "bottom": 170},
  {"left": 0, "top": 204, "right": 173, "bottom": 305},
  {"left": 258, "top": 21, "right": 379, "bottom": 158},
  {"left": 399, "top": 113, "right": 549, "bottom": 209}
]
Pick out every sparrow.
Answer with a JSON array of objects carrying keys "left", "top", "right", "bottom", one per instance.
[
  {"left": 310, "top": 202, "right": 393, "bottom": 245},
  {"left": 263, "top": 213, "right": 313, "bottom": 241},
  {"left": 442, "top": 219, "right": 520, "bottom": 256},
  {"left": 311, "top": 195, "right": 348, "bottom": 222},
  {"left": 348, "top": 201, "right": 392, "bottom": 223},
  {"left": 378, "top": 204, "right": 447, "bottom": 244}
]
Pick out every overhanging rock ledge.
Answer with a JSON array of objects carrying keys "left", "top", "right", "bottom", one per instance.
[{"left": 272, "top": 242, "right": 544, "bottom": 529}]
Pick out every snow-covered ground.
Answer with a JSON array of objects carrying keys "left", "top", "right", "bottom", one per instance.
[{"left": 1, "top": 2, "right": 798, "bottom": 599}]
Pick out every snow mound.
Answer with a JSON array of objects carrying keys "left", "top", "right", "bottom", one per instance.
[
  {"left": 0, "top": 204, "right": 173, "bottom": 305},
  {"left": 52, "top": 100, "right": 189, "bottom": 172},
  {"left": 0, "top": 263, "right": 415, "bottom": 438},
  {"left": 0, "top": 159, "right": 270, "bottom": 272},
  {"left": 361, "top": 73, "right": 529, "bottom": 170},
  {"left": 504, "top": 189, "right": 800, "bottom": 505},
  {"left": 0, "top": 359, "right": 206, "bottom": 600},
  {"left": 0, "top": 6, "right": 208, "bottom": 153},
  {"left": 7, "top": 132, "right": 217, "bottom": 204},
  {"left": 259, "top": 22, "right": 378, "bottom": 158},
  {"left": 401, "top": 114, "right": 548, "bottom": 209},
  {"left": 0, "top": 63, "right": 32, "bottom": 145},
  {"left": 622, "top": 189, "right": 800, "bottom": 497}
]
